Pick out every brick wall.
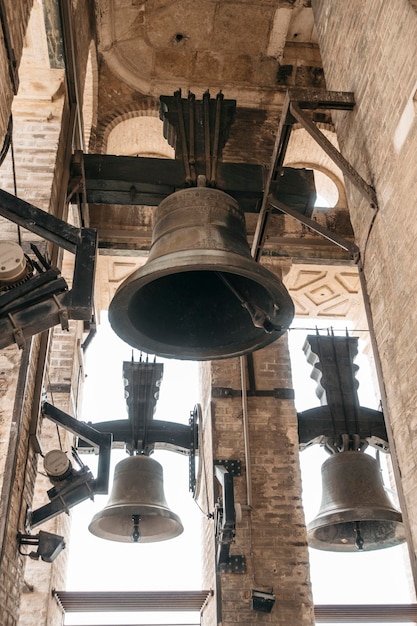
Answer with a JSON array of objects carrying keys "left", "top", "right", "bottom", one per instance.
[
  {"left": 0, "top": 336, "right": 43, "bottom": 625},
  {"left": 199, "top": 288, "right": 314, "bottom": 624},
  {"left": 312, "top": 0, "right": 417, "bottom": 579},
  {"left": 18, "top": 320, "right": 83, "bottom": 626},
  {"left": 0, "top": 1, "right": 92, "bottom": 622},
  {"left": 0, "top": 0, "right": 33, "bottom": 140}
]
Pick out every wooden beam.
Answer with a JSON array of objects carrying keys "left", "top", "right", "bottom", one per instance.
[{"left": 77, "top": 154, "right": 315, "bottom": 215}]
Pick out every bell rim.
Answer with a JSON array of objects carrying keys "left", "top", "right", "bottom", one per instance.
[
  {"left": 88, "top": 505, "right": 184, "bottom": 543},
  {"left": 307, "top": 507, "right": 404, "bottom": 532},
  {"left": 109, "top": 250, "right": 295, "bottom": 360},
  {"left": 307, "top": 519, "right": 406, "bottom": 552}
]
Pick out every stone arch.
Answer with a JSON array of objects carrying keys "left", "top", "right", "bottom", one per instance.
[
  {"left": 284, "top": 126, "right": 347, "bottom": 208},
  {"left": 93, "top": 98, "right": 161, "bottom": 153},
  {"left": 106, "top": 114, "right": 175, "bottom": 158}
]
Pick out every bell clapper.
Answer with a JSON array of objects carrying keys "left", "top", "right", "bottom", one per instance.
[
  {"left": 353, "top": 521, "right": 364, "bottom": 550},
  {"left": 216, "top": 272, "right": 280, "bottom": 334},
  {"left": 132, "top": 514, "right": 141, "bottom": 543}
]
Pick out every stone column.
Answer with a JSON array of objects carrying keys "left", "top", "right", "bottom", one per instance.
[{"left": 199, "top": 335, "right": 314, "bottom": 625}]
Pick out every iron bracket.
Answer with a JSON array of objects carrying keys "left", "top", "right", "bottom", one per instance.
[
  {"left": 214, "top": 461, "right": 245, "bottom": 572},
  {"left": 214, "top": 459, "right": 241, "bottom": 477},
  {"left": 220, "top": 555, "right": 246, "bottom": 574},
  {"left": 252, "top": 88, "right": 375, "bottom": 262},
  {"left": 289, "top": 100, "right": 378, "bottom": 209},
  {"left": 212, "top": 387, "right": 295, "bottom": 400},
  {"left": 0, "top": 188, "right": 97, "bottom": 348},
  {"left": 28, "top": 402, "right": 112, "bottom": 529},
  {"left": 297, "top": 335, "right": 388, "bottom": 450},
  {"left": 189, "top": 404, "right": 200, "bottom": 495}
]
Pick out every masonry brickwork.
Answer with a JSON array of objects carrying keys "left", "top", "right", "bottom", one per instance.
[{"left": 201, "top": 335, "right": 315, "bottom": 625}]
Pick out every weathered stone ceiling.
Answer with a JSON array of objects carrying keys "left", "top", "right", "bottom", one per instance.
[{"left": 95, "top": 0, "right": 320, "bottom": 106}]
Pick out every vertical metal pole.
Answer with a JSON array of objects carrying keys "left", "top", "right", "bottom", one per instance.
[{"left": 240, "top": 355, "right": 252, "bottom": 508}]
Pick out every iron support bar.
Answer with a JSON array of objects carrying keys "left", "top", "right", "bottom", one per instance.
[
  {"left": 251, "top": 90, "right": 293, "bottom": 261},
  {"left": 41, "top": 402, "right": 112, "bottom": 493},
  {"left": 58, "top": 0, "right": 85, "bottom": 151},
  {"left": 76, "top": 418, "right": 196, "bottom": 456},
  {"left": 268, "top": 195, "right": 360, "bottom": 260},
  {"left": 286, "top": 88, "right": 356, "bottom": 111},
  {"left": 74, "top": 154, "right": 315, "bottom": 216},
  {"left": 29, "top": 330, "right": 51, "bottom": 454},
  {"left": 175, "top": 90, "right": 193, "bottom": 184},
  {"left": 0, "top": 188, "right": 81, "bottom": 253},
  {"left": 64, "top": 227, "right": 97, "bottom": 317},
  {"left": 289, "top": 101, "right": 378, "bottom": 208},
  {"left": 212, "top": 386, "right": 295, "bottom": 400}
]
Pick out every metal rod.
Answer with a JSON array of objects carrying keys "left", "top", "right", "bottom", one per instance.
[
  {"left": 289, "top": 101, "right": 378, "bottom": 209},
  {"left": 203, "top": 91, "right": 212, "bottom": 182},
  {"left": 29, "top": 330, "right": 51, "bottom": 454},
  {"left": 188, "top": 91, "right": 196, "bottom": 184},
  {"left": 175, "top": 91, "right": 192, "bottom": 184},
  {"left": 240, "top": 356, "right": 252, "bottom": 508},
  {"left": 0, "top": 188, "right": 81, "bottom": 252},
  {"left": 210, "top": 92, "right": 223, "bottom": 185},
  {"left": 268, "top": 194, "right": 360, "bottom": 258},
  {"left": 59, "top": 0, "right": 85, "bottom": 152},
  {"left": 251, "top": 91, "right": 293, "bottom": 261}
]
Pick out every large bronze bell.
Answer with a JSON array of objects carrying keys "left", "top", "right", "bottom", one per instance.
[
  {"left": 88, "top": 455, "right": 183, "bottom": 543},
  {"left": 307, "top": 451, "right": 405, "bottom": 552},
  {"left": 108, "top": 184, "right": 294, "bottom": 360}
]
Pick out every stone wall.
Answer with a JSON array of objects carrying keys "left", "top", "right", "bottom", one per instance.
[{"left": 312, "top": 0, "right": 417, "bottom": 579}]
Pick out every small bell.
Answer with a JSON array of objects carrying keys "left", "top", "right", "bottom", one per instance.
[
  {"left": 89, "top": 455, "right": 183, "bottom": 543},
  {"left": 307, "top": 451, "right": 405, "bottom": 552}
]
